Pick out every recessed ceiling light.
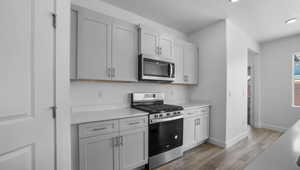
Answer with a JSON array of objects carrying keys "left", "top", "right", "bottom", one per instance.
[
  {"left": 229, "top": 0, "right": 240, "bottom": 3},
  {"left": 285, "top": 18, "right": 297, "bottom": 24}
]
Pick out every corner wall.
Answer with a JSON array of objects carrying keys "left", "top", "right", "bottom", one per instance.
[{"left": 188, "top": 21, "right": 228, "bottom": 145}]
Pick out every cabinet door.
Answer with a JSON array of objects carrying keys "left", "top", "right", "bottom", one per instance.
[
  {"left": 174, "top": 42, "right": 184, "bottom": 83},
  {"left": 119, "top": 128, "right": 148, "bottom": 170},
  {"left": 201, "top": 114, "right": 209, "bottom": 141},
  {"left": 184, "top": 44, "right": 197, "bottom": 84},
  {"left": 112, "top": 21, "right": 138, "bottom": 82},
  {"left": 159, "top": 35, "right": 173, "bottom": 59},
  {"left": 70, "top": 9, "right": 78, "bottom": 79},
  {"left": 77, "top": 9, "right": 112, "bottom": 80},
  {"left": 183, "top": 116, "right": 197, "bottom": 149},
  {"left": 139, "top": 26, "right": 159, "bottom": 56},
  {"left": 79, "top": 133, "right": 119, "bottom": 170}
]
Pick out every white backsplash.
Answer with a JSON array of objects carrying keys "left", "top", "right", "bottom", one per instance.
[{"left": 71, "top": 81, "right": 190, "bottom": 112}]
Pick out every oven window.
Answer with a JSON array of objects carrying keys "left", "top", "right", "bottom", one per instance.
[
  {"left": 143, "top": 59, "right": 170, "bottom": 77},
  {"left": 149, "top": 119, "right": 183, "bottom": 156}
]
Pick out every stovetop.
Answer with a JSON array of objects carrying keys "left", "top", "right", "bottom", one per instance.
[{"left": 133, "top": 104, "right": 183, "bottom": 114}]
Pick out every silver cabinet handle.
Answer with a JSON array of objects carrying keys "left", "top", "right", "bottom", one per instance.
[
  {"left": 91, "top": 127, "right": 107, "bottom": 131},
  {"left": 119, "top": 136, "right": 123, "bottom": 146},
  {"left": 159, "top": 47, "right": 162, "bottom": 55},
  {"left": 129, "top": 122, "right": 140, "bottom": 125},
  {"left": 107, "top": 68, "right": 111, "bottom": 77},
  {"left": 111, "top": 68, "right": 116, "bottom": 77},
  {"left": 184, "top": 75, "right": 188, "bottom": 82},
  {"left": 113, "top": 136, "right": 119, "bottom": 147},
  {"left": 156, "top": 46, "right": 160, "bottom": 55}
]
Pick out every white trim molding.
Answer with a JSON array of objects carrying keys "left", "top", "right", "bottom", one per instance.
[
  {"left": 225, "top": 130, "right": 249, "bottom": 148},
  {"left": 260, "top": 123, "right": 288, "bottom": 132}
]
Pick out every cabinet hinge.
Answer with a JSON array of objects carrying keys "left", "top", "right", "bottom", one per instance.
[
  {"left": 51, "top": 106, "right": 57, "bottom": 119},
  {"left": 52, "top": 13, "right": 57, "bottom": 29}
]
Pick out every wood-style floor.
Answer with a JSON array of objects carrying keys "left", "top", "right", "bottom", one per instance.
[{"left": 155, "top": 128, "right": 282, "bottom": 170}]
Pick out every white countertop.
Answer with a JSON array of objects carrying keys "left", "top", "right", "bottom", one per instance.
[
  {"left": 245, "top": 120, "right": 300, "bottom": 170},
  {"left": 71, "top": 102, "right": 209, "bottom": 124},
  {"left": 71, "top": 108, "right": 148, "bottom": 124},
  {"left": 178, "top": 102, "right": 210, "bottom": 109}
]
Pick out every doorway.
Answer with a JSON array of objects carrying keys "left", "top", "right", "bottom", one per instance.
[{"left": 247, "top": 50, "right": 257, "bottom": 127}]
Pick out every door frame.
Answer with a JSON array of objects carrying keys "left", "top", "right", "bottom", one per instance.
[{"left": 55, "top": 0, "right": 72, "bottom": 170}]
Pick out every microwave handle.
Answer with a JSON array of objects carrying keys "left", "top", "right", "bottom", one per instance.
[{"left": 169, "top": 64, "right": 174, "bottom": 77}]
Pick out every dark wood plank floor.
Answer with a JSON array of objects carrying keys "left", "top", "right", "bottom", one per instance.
[{"left": 155, "top": 128, "right": 282, "bottom": 170}]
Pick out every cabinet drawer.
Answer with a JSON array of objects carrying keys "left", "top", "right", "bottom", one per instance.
[
  {"left": 120, "top": 116, "right": 148, "bottom": 131},
  {"left": 184, "top": 106, "right": 209, "bottom": 117},
  {"left": 79, "top": 120, "right": 119, "bottom": 138}
]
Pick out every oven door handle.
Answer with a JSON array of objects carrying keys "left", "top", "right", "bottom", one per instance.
[{"left": 150, "top": 115, "right": 183, "bottom": 124}]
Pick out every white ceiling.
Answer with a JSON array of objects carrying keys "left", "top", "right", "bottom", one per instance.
[{"left": 100, "top": 0, "right": 300, "bottom": 42}]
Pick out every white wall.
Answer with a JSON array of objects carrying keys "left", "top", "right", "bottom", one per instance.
[
  {"left": 225, "top": 20, "right": 260, "bottom": 143},
  {"left": 71, "top": 81, "right": 189, "bottom": 111},
  {"left": 260, "top": 34, "right": 300, "bottom": 131},
  {"left": 188, "top": 21, "right": 228, "bottom": 144},
  {"left": 70, "top": 0, "right": 190, "bottom": 111}
]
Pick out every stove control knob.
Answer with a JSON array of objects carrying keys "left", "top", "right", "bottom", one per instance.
[
  {"left": 159, "top": 114, "right": 163, "bottom": 118},
  {"left": 166, "top": 113, "right": 170, "bottom": 116},
  {"left": 154, "top": 114, "right": 158, "bottom": 118}
]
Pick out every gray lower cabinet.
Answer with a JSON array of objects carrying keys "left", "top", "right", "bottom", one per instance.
[
  {"left": 79, "top": 133, "right": 119, "bottom": 170},
  {"left": 119, "top": 128, "right": 148, "bottom": 170},
  {"left": 77, "top": 116, "right": 148, "bottom": 170},
  {"left": 183, "top": 106, "right": 209, "bottom": 151}
]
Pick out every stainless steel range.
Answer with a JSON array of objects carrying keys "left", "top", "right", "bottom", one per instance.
[{"left": 131, "top": 92, "right": 184, "bottom": 169}]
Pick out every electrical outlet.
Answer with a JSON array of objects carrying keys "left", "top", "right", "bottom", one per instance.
[{"left": 97, "top": 91, "right": 103, "bottom": 99}]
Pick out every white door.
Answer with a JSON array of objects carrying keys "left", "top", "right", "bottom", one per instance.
[
  {"left": 79, "top": 133, "right": 119, "bottom": 170},
  {"left": 174, "top": 42, "right": 184, "bottom": 83},
  {"left": 159, "top": 35, "right": 173, "bottom": 60},
  {"left": 77, "top": 8, "right": 112, "bottom": 80},
  {"left": 0, "top": 0, "right": 55, "bottom": 170},
  {"left": 183, "top": 116, "right": 197, "bottom": 149},
  {"left": 184, "top": 44, "right": 197, "bottom": 84},
  {"left": 112, "top": 21, "right": 138, "bottom": 82},
  {"left": 139, "top": 26, "right": 159, "bottom": 56},
  {"left": 119, "top": 128, "right": 148, "bottom": 170}
]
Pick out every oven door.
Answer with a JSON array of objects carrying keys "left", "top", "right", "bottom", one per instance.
[
  {"left": 149, "top": 118, "right": 183, "bottom": 157},
  {"left": 139, "top": 55, "right": 175, "bottom": 81}
]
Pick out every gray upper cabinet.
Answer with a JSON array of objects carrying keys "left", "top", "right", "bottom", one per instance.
[
  {"left": 184, "top": 43, "right": 198, "bottom": 84},
  {"left": 174, "top": 40, "right": 198, "bottom": 84},
  {"left": 174, "top": 41, "right": 185, "bottom": 83},
  {"left": 112, "top": 20, "right": 138, "bottom": 82},
  {"left": 159, "top": 35, "right": 174, "bottom": 60},
  {"left": 71, "top": 6, "right": 138, "bottom": 82},
  {"left": 138, "top": 26, "right": 174, "bottom": 60},
  {"left": 138, "top": 26, "right": 159, "bottom": 57},
  {"left": 77, "top": 8, "right": 112, "bottom": 80}
]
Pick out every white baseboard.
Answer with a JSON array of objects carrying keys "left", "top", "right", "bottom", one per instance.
[
  {"left": 260, "top": 123, "right": 288, "bottom": 132},
  {"left": 209, "top": 129, "right": 249, "bottom": 149},
  {"left": 225, "top": 130, "right": 249, "bottom": 148},
  {"left": 208, "top": 137, "right": 226, "bottom": 148}
]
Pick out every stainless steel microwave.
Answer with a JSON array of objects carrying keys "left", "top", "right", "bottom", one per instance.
[{"left": 138, "top": 55, "right": 175, "bottom": 82}]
